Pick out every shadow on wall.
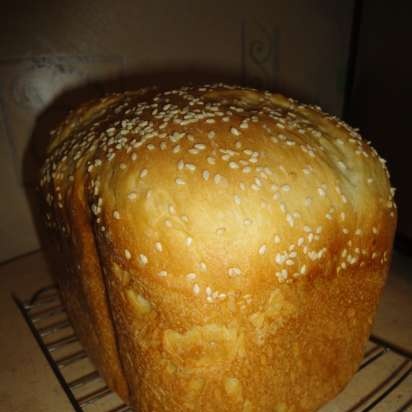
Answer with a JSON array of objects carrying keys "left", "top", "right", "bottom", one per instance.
[{"left": 22, "top": 66, "right": 244, "bottom": 268}]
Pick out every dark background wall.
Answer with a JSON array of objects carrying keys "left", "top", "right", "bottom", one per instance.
[{"left": 348, "top": 0, "right": 412, "bottom": 251}]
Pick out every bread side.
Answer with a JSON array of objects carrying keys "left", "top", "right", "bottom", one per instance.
[{"left": 41, "top": 85, "right": 396, "bottom": 412}]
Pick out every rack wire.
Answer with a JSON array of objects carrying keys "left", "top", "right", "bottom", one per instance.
[{"left": 13, "top": 286, "right": 412, "bottom": 412}]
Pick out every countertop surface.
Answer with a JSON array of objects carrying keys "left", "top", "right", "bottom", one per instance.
[{"left": 0, "top": 250, "right": 411, "bottom": 411}]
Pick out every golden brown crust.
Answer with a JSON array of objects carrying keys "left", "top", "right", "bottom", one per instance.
[{"left": 41, "top": 84, "right": 396, "bottom": 411}]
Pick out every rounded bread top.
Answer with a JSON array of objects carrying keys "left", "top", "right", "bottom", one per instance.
[{"left": 40, "top": 84, "right": 397, "bottom": 301}]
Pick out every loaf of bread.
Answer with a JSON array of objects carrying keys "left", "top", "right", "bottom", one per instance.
[{"left": 40, "top": 84, "right": 397, "bottom": 412}]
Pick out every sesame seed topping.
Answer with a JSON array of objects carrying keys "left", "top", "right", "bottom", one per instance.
[
  {"left": 214, "top": 174, "right": 222, "bottom": 184},
  {"left": 186, "top": 236, "right": 193, "bottom": 246},
  {"left": 229, "top": 161, "right": 239, "bottom": 169},
  {"left": 208, "top": 131, "right": 216, "bottom": 139},
  {"left": 158, "top": 270, "right": 167, "bottom": 277},
  {"left": 202, "top": 170, "right": 210, "bottom": 181},
  {"left": 139, "top": 254, "right": 148, "bottom": 265},
  {"left": 193, "top": 283, "right": 200, "bottom": 295},
  {"left": 128, "top": 192, "right": 137, "bottom": 200},
  {"left": 207, "top": 156, "right": 216, "bottom": 165},
  {"left": 175, "top": 177, "right": 186, "bottom": 185},
  {"left": 228, "top": 267, "right": 241, "bottom": 277},
  {"left": 230, "top": 127, "right": 240, "bottom": 136},
  {"left": 113, "top": 210, "right": 120, "bottom": 220},
  {"left": 140, "top": 168, "right": 148, "bottom": 178},
  {"left": 259, "top": 244, "right": 267, "bottom": 255},
  {"left": 274, "top": 234, "right": 281, "bottom": 244},
  {"left": 186, "top": 273, "right": 197, "bottom": 280},
  {"left": 155, "top": 242, "right": 163, "bottom": 252},
  {"left": 281, "top": 184, "right": 290, "bottom": 192},
  {"left": 234, "top": 195, "right": 241, "bottom": 205},
  {"left": 318, "top": 187, "right": 326, "bottom": 197},
  {"left": 199, "top": 262, "right": 207, "bottom": 272},
  {"left": 185, "top": 163, "right": 196, "bottom": 171},
  {"left": 124, "top": 249, "right": 132, "bottom": 260}
]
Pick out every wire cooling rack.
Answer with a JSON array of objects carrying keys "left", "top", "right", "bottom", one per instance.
[{"left": 13, "top": 286, "right": 412, "bottom": 412}]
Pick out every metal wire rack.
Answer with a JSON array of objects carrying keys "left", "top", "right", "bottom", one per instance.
[{"left": 13, "top": 286, "right": 412, "bottom": 412}]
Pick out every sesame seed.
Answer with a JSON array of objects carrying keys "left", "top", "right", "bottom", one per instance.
[
  {"left": 242, "top": 166, "right": 252, "bottom": 173},
  {"left": 193, "top": 283, "right": 200, "bottom": 295},
  {"left": 177, "top": 160, "right": 184, "bottom": 170},
  {"left": 230, "top": 127, "right": 240, "bottom": 136},
  {"left": 234, "top": 195, "right": 241, "bottom": 205},
  {"left": 274, "top": 234, "right": 281, "bottom": 243},
  {"left": 275, "top": 269, "right": 288, "bottom": 282},
  {"left": 214, "top": 174, "right": 222, "bottom": 184},
  {"left": 168, "top": 205, "right": 176, "bottom": 214},
  {"left": 286, "top": 214, "right": 294, "bottom": 227},
  {"left": 140, "top": 168, "right": 148, "bottom": 178},
  {"left": 229, "top": 161, "right": 239, "bottom": 169},
  {"left": 367, "top": 178, "right": 374, "bottom": 184},
  {"left": 139, "top": 254, "right": 148, "bottom": 266},
  {"left": 113, "top": 210, "right": 120, "bottom": 220},
  {"left": 300, "top": 265, "right": 307, "bottom": 275},
  {"left": 286, "top": 259, "right": 294, "bottom": 266},
  {"left": 124, "top": 249, "right": 132, "bottom": 260},
  {"left": 275, "top": 253, "right": 286, "bottom": 264},
  {"left": 158, "top": 270, "right": 167, "bottom": 277},
  {"left": 208, "top": 131, "right": 216, "bottom": 139},
  {"left": 175, "top": 177, "right": 186, "bottom": 185},
  {"left": 155, "top": 242, "right": 163, "bottom": 252},
  {"left": 186, "top": 273, "right": 197, "bottom": 280},
  {"left": 281, "top": 184, "right": 290, "bottom": 192},
  {"left": 199, "top": 262, "right": 207, "bottom": 272},
  {"left": 228, "top": 267, "right": 241, "bottom": 277},
  {"left": 131, "top": 153, "right": 137, "bottom": 161},
  {"left": 202, "top": 170, "right": 210, "bottom": 181},
  {"left": 119, "top": 163, "right": 127, "bottom": 170},
  {"left": 185, "top": 163, "right": 196, "bottom": 171},
  {"left": 318, "top": 187, "right": 326, "bottom": 197},
  {"left": 128, "top": 192, "right": 137, "bottom": 200},
  {"left": 207, "top": 156, "right": 216, "bottom": 165},
  {"left": 259, "top": 244, "right": 267, "bottom": 255},
  {"left": 186, "top": 236, "right": 193, "bottom": 246},
  {"left": 194, "top": 143, "right": 206, "bottom": 150}
]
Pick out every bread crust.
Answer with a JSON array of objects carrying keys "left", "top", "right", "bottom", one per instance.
[{"left": 41, "top": 85, "right": 396, "bottom": 411}]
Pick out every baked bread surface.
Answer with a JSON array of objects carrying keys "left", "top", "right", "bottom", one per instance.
[{"left": 41, "top": 84, "right": 397, "bottom": 412}]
